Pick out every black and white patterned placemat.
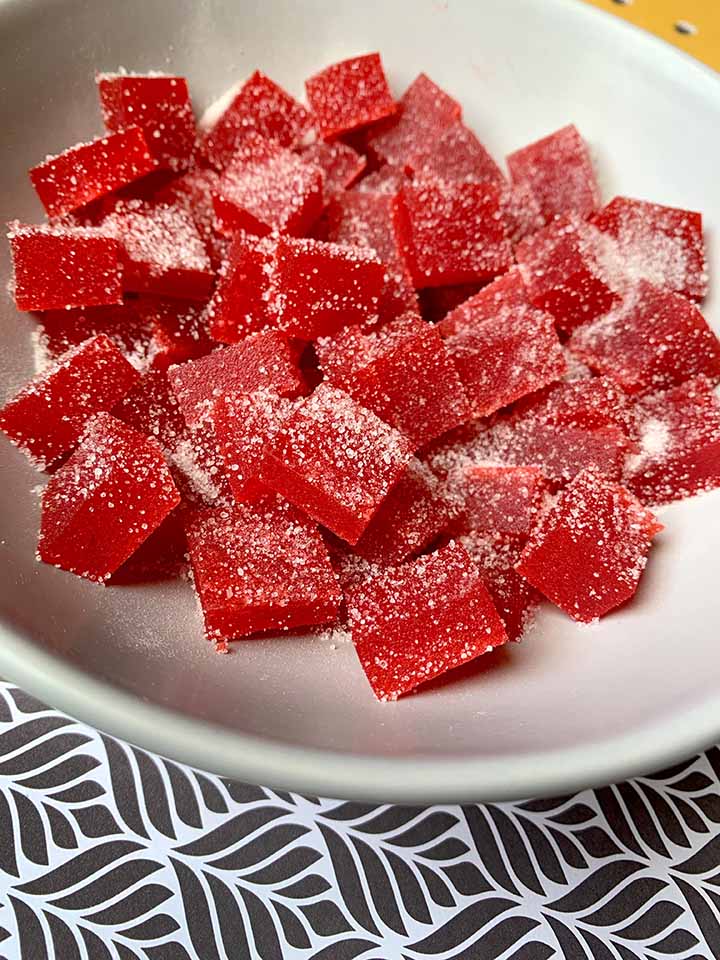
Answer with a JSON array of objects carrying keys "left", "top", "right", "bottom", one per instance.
[{"left": 0, "top": 681, "right": 718, "bottom": 959}]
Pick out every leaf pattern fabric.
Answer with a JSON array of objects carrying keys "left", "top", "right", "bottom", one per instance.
[{"left": 0, "top": 682, "right": 716, "bottom": 958}]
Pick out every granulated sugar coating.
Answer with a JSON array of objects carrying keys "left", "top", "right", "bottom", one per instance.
[
  {"left": 3, "top": 54, "right": 720, "bottom": 698},
  {"left": 348, "top": 542, "right": 507, "bottom": 701},
  {"left": 516, "top": 469, "right": 662, "bottom": 622}
]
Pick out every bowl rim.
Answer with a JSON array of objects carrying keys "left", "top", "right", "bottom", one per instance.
[{"left": 1, "top": 0, "right": 720, "bottom": 802}]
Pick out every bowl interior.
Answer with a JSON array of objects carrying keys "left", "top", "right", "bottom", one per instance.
[{"left": 1, "top": 0, "right": 719, "bottom": 799}]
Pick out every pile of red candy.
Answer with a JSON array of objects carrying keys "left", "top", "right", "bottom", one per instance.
[{"left": 3, "top": 55, "right": 719, "bottom": 701}]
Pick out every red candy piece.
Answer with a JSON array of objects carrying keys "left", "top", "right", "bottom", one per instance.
[
  {"left": 262, "top": 383, "right": 414, "bottom": 544},
  {"left": 569, "top": 281, "right": 720, "bottom": 395},
  {"left": 516, "top": 469, "right": 662, "bottom": 622},
  {"left": 512, "top": 376, "right": 636, "bottom": 435},
  {"left": 200, "top": 71, "right": 311, "bottom": 170},
  {"left": 507, "top": 124, "right": 599, "bottom": 223},
  {"left": 590, "top": 196, "right": 708, "bottom": 302},
  {"left": 210, "top": 389, "right": 298, "bottom": 503},
  {"left": 136, "top": 297, "right": 214, "bottom": 370},
  {"left": 97, "top": 72, "right": 197, "bottom": 172},
  {"left": 347, "top": 542, "right": 507, "bottom": 701},
  {"left": 305, "top": 53, "right": 397, "bottom": 141},
  {"left": 354, "top": 459, "right": 452, "bottom": 565},
  {"left": 437, "top": 269, "right": 529, "bottom": 336},
  {"left": 299, "top": 141, "right": 366, "bottom": 191},
  {"left": 186, "top": 498, "right": 341, "bottom": 642},
  {"left": 8, "top": 221, "right": 124, "bottom": 312},
  {"left": 448, "top": 465, "right": 548, "bottom": 539},
  {"left": 212, "top": 135, "right": 324, "bottom": 238},
  {"left": 440, "top": 302, "right": 566, "bottom": 419},
  {"left": 157, "top": 166, "right": 227, "bottom": 268},
  {"left": 30, "top": 128, "right": 158, "bottom": 217},
  {"left": 323, "top": 190, "right": 417, "bottom": 321},
  {"left": 168, "top": 330, "right": 303, "bottom": 427},
  {"left": 0, "top": 335, "right": 140, "bottom": 470},
  {"left": 394, "top": 179, "right": 512, "bottom": 288},
  {"left": 368, "top": 73, "right": 462, "bottom": 169},
  {"left": 35, "top": 302, "right": 154, "bottom": 372},
  {"left": 461, "top": 533, "right": 540, "bottom": 643},
  {"left": 404, "top": 121, "right": 504, "bottom": 185},
  {"left": 112, "top": 368, "right": 187, "bottom": 452},
  {"left": 38, "top": 413, "right": 180, "bottom": 582},
  {"left": 100, "top": 201, "right": 214, "bottom": 300},
  {"left": 317, "top": 313, "right": 469, "bottom": 448},
  {"left": 204, "top": 233, "right": 275, "bottom": 343},
  {"left": 500, "top": 181, "right": 545, "bottom": 246},
  {"left": 516, "top": 216, "right": 619, "bottom": 333},
  {"left": 625, "top": 377, "right": 720, "bottom": 505},
  {"left": 267, "top": 236, "right": 385, "bottom": 339}
]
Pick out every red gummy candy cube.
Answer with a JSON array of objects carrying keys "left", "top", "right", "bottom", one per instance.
[
  {"left": 212, "top": 135, "right": 324, "bottom": 238},
  {"left": 354, "top": 458, "right": 453, "bottom": 565},
  {"left": 512, "top": 376, "right": 636, "bottom": 435},
  {"left": 100, "top": 202, "right": 214, "bottom": 301},
  {"left": 30, "top": 128, "right": 158, "bottom": 217},
  {"left": 317, "top": 313, "right": 469, "bottom": 448},
  {"left": 515, "top": 216, "right": 619, "bottom": 333},
  {"left": 323, "top": 190, "right": 417, "bottom": 321},
  {"left": 0, "top": 334, "right": 140, "bottom": 469},
  {"left": 569, "top": 281, "right": 720, "bottom": 395},
  {"left": 35, "top": 302, "right": 153, "bottom": 371},
  {"left": 185, "top": 498, "right": 341, "bottom": 642},
  {"left": 97, "top": 72, "right": 197, "bottom": 172},
  {"left": 449, "top": 465, "right": 548, "bottom": 540},
  {"left": 367, "top": 73, "right": 462, "bottom": 169},
  {"left": 507, "top": 124, "right": 599, "bottom": 223},
  {"left": 168, "top": 330, "right": 303, "bottom": 427},
  {"left": 516, "top": 469, "right": 662, "bottom": 622},
  {"left": 347, "top": 542, "right": 507, "bottom": 701},
  {"left": 590, "top": 196, "right": 707, "bottom": 302},
  {"left": 136, "top": 297, "right": 214, "bottom": 370},
  {"left": 305, "top": 53, "right": 397, "bottom": 141},
  {"left": 262, "top": 383, "right": 414, "bottom": 544},
  {"left": 437, "top": 269, "right": 529, "bottom": 336},
  {"left": 401, "top": 120, "right": 504, "bottom": 186},
  {"left": 200, "top": 71, "right": 311, "bottom": 170},
  {"left": 394, "top": 179, "right": 512, "bottom": 288},
  {"left": 625, "top": 377, "right": 720, "bottom": 505},
  {"left": 299, "top": 140, "right": 366, "bottom": 191},
  {"left": 8, "top": 221, "right": 124, "bottom": 312},
  {"left": 440, "top": 302, "right": 566, "bottom": 419},
  {"left": 38, "top": 413, "right": 180, "bottom": 582},
  {"left": 267, "top": 236, "right": 386, "bottom": 339},
  {"left": 209, "top": 389, "right": 298, "bottom": 504},
  {"left": 204, "top": 233, "right": 275, "bottom": 343}
]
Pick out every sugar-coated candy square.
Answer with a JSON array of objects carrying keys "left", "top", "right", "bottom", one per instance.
[
  {"left": 394, "top": 179, "right": 512, "bottom": 288},
  {"left": 590, "top": 196, "right": 707, "bottom": 302},
  {"left": 35, "top": 302, "right": 154, "bottom": 371},
  {"left": 38, "top": 413, "right": 180, "bottom": 582},
  {"left": 200, "top": 71, "right": 311, "bottom": 170},
  {"left": 136, "top": 297, "right": 214, "bottom": 370},
  {"left": 440, "top": 303, "right": 566, "bottom": 419},
  {"left": 305, "top": 53, "right": 397, "bottom": 140},
  {"left": 0, "top": 335, "right": 140, "bottom": 470},
  {"left": 401, "top": 120, "right": 504, "bottom": 186},
  {"left": 569, "top": 281, "right": 720, "bottom": 395},
  {"left": 515, "top": 216, "right": 618, "bottom": 333},
  {"left": 299, "top": 141, "right": 366, "bottom": 191},
  {"left": 212, "top": 135, "right": 324, "bottom": 237},
  {"left": 437, "top": 269, "right": 528, "bottom": 336},
  {"left": 100, "top": 201, "right": 214, "bottom": 301},
  {"left": 8, "top": 221, "right": 124, "bottom": 312},
  {"left": 354, "top": 458, "right": 453, "bottom": 565},
  {"left": 317, "top": 313, "right": 469, "bottom": 448},
  {"left": 262, "top": 383, "right": 414, "bottom": 544},
  {"left": 507, "top": 124, "right": 599, "bottom": 223},
  {"left": 30, "top": 128, "right": 158, "bottom": 217},
  {"left": 97, "top": 72, "right": 197, "bottom": 172},
  {"left": 347, "top": 542, "right": 507, "bottom": 701},
  {"left": 625, "top": 377, "right": 720, "bottom": 505},
  {"left": 267, "top": 236, "right": 385, "bottom": 339},
  {"left": 516, "top": 469, "right": 662, "bottom": 622},
  {"left": 448, "top": 465, "right": 548, "bottom": 539},
  {"left": 185, "top": 498, "right": 341, "bottom": 642},
  {"left": 209, "top": 389, "right": 297, "bottom": 503},
  {"left": 204, "top": 233, "right": 275, "bottom": 343},
  {"left": 168, "top": 330, "right": 303, "bottom": 427}
]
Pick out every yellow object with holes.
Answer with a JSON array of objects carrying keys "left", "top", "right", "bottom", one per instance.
[{"left": 584, "top": 0, "right": 719, "bottom": 71}]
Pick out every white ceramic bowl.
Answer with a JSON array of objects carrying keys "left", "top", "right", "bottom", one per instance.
[{"left": 1, "top": 0, "right": 719, "bottom": 801}]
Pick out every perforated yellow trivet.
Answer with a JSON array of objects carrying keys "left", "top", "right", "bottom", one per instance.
[{"left": 584, "top": 0, "right": 719, "bottom": 70}]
